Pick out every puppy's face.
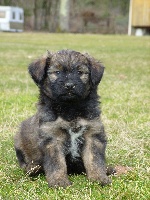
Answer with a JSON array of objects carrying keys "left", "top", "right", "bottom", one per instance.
[
  {"left": 29, "top": 50, "right": 104, "bottom": 102},
  {"left": 46, "top": 51, "right": 90, "bottom": 101}
]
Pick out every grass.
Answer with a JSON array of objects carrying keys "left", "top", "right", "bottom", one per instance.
[{"left": 0, "top": 32, "right": 149, "bottom": 200}]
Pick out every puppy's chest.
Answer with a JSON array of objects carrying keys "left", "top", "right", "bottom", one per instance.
[{"left": 66, "top": 124, "right": 87, "bottom": 160}]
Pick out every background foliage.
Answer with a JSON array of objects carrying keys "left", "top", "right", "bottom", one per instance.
[{"left": 0, "top": 0, "right": 130, "bottom": 33}]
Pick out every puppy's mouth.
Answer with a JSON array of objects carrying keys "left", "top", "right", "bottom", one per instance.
[
  {"left": 68, "top": 92, "right": 75, "bottom": 97},
  {"left": 59, "top": 91, "right": 79, "bottom": 100},
  {"left": 64, "top": 92, "right": 76, "bottom": 97}
]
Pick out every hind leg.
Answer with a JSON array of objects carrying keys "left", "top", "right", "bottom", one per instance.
[
  {"left": 14, "top": 123, "right": 43, "bottom": 176},
  {"left": 15, "top": 146, "right": 42, "bottom": 176},
  {"left": 15, "top": 147, "right": 27, "bottom": 169}
]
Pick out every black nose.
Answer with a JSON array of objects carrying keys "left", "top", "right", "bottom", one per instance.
[{"left": 65, "top": 82, "right": 75, "bottom": 90}]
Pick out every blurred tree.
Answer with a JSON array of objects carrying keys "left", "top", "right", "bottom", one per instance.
[
  {"left": 0, "top": 0, "right": 130, "bottom": 33},
  {"left": 34, "top": 0, "right": 43, "bottom": 30},
  {"left": 43, "top": 0, "right": 51, "bottom": 30},
  {"left": 59, "top": 0, "right": 71, "bottom": 32}
]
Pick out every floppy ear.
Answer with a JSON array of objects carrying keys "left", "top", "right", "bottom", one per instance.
[
  {"left": 28, "top": 52, "right": 51, "bottom": 85},
  {"left": 86, "top": 54, "right": 105, "bottom": 86}
]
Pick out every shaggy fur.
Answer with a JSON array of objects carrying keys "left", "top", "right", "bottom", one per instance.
[{"left": 14, "top": 50, "right": 112, "bottom": 187}]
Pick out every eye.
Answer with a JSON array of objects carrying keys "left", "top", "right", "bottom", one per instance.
[
  {"left": 55, "top": 71, "right": 60, "bottom": 74},
  {"left": 77, "top": 71, "right": 83, "bottom": 75}
]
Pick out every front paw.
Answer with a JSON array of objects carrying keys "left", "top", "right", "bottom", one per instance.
[
  {"left": 99, "top": 176, "right": 112, "bottom": 186},
  {"left": 88, "top": 174, "right": 112, "bottom": 186},
  {"left": 47, "top": 177, "right": 72, "bottom": 188}
]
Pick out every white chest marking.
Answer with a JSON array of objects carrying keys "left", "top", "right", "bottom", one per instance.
[{"left": 68, "top": 126, "right": 86, "bottom": 159}]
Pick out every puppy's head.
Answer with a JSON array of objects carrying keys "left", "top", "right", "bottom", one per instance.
[{"left": 28, "top": 50, "right": 104, "bottom": 101}]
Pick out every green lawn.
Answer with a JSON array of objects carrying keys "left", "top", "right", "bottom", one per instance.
[{"left": 0, "top": 32, "right": 149, "bottom": 200}]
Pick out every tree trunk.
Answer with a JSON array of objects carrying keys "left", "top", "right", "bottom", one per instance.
[
  {"left": 59, "top": 0, "right": 70, "bottom": 32},
  {"left": 34, "top": 0, "right": 43, "bottom": 30},
  {"left": 43, "top": 0, "right": 52, "bottom": 30}
]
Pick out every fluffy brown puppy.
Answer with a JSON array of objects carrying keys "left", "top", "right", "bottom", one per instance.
[{"left": 14, "top": 50, "right": 112, "bottom": 187}]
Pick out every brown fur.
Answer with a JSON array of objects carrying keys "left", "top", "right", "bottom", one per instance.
[{"left": 14, "top": 50, "right": 112, "bottom": 187}]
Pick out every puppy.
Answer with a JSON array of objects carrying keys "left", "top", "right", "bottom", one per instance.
[{"left": 14, "top": 50, "right": 112, "bottom": 187}]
